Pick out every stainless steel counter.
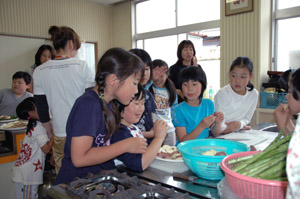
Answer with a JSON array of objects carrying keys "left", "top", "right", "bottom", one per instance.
[
  {"left": 115, "top": 123, "right": 279, "bottom": 199},
  {"left": 117, "top": 165, "right": 219, "bottom": 199}
]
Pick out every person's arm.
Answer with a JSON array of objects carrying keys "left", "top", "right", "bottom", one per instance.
[
  {"left": 177, "top": 115, "right": 215, "bottom": 142},
  {"left": 142, "top": 128, "right": 155, "bottom": 138},
  {"left": 273, "top": 104, "right": 292, "bottom": 135},
  {"left": 34, "top": 95, "right": 53, "bottom": 137},
  {"left": 34, "top": 95, "right": 50, "bottom": 122},
  {"left": 141, "top": 119, "right": 168, "bottom": 170},
  {"left": 71, "top": 136, "right": 147, "bottom": 168},
  {"left": 210, "top": 112, "right": 224, "bottom": 137},
  {"left": 41, "top": 136, "right": 54, "bottom": 154}
]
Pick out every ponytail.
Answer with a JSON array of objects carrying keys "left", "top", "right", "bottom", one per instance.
[
  {"left": 16, "top": 97, "right": 37, "bottom": 135},
  {"left": 26, "top": 118, "right": 37, "bottom": 135},
  {"left": 247, "top": 82, "right": 254, "bottom": 91},
  {"left": 95, "top": 72, "right": 121, "bottom": 141},
  {"left": 95, "top": 48, "right": 144, "bottom": 141}
]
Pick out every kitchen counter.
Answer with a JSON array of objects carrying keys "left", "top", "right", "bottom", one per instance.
[
  {"left": 117, "top": 164, "right": 219, "bottom": 199},
  {"left": 116, "top": 124, "right": 279, "bottom": 199},
  {"left": 46, "top": 123, "right": 279, "bottom": 199},
  {"left": 0, "top": 129, "right": 25, "bottom": 163}
]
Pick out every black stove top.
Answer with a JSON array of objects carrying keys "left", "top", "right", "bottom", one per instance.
[{"left": 47, "top": 169, "right": 192, "bottom": 199}]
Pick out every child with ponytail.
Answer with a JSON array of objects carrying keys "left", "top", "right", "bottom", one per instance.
[
  {"left": 12, "top": 97, "right": 54, "bottom": 199},
  {"left": 55, "top": 48, "right": 148, "bottom": 184}
]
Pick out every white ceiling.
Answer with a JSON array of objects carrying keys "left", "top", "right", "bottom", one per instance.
[{"left": 88, "top": 0, "right": 126, "bottom": 5}]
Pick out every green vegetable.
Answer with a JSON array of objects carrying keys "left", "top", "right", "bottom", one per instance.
[
  {"left": 237, "top": 153, "right": 284, "bottom": 175},
  {"left": 255, "top": 161, "right": 286, "bottom": 180},
  {"left": 228, "top": 130, "right": 292, "bottom": 181},
  {"left": 245, "top": 153, "right": 286, "bottom": 177},
  {"left": 232, "top": 133, "right": 291, "bottom": 173}
]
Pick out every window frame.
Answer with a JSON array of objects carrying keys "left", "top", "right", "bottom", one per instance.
[
  {"left": 272, "top": 0, "right": 300, "bottom": 71},
  {"left": 132, "top": 0, "right": 220, "bottom": 48}
]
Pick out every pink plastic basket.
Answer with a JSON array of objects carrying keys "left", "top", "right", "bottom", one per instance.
[{"left": 220, "top": 151, "right": 288, "bottom": 199}]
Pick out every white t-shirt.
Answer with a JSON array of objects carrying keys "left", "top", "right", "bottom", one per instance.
[
  {"left": 151, "top": 86, "right": 176, "bottom": 133},
  {"left": 214, "top": 84, "right": 259, "bottom": 129},
  {"left": 128, "top": 124, "right": 144, "bottom": 138},
  {"left": 12, "top": 121, "right": 49, "bottom": 185},
  {"left": 33, "top": 58, "right": 95, "bottom": 137}
]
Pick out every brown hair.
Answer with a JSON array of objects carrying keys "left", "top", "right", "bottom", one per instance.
[{"left": 48, "top": 26, "right": 81, "bottom": 51}]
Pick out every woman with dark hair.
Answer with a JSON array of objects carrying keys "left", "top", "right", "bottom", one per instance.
[
  {"left": 169, "top": 40, "right": 202, "bottom": 102},
  {"left": 26, "top": 44, "right": 55, "bottom": 76}
]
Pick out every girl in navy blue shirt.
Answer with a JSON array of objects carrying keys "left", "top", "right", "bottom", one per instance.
[
  {"left": 111, "top": 84, "right": 168, "bottom": 171},
  {"left": 55, "top": 48, "right": 148, "bottom": 184}
]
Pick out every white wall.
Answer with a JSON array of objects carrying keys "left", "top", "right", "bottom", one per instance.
[
  {"left": 0, "top": 162, "right": 14, "bottom": 198},
  {"left": 0, "top": 35, "right": 46, "bottom": 89}
]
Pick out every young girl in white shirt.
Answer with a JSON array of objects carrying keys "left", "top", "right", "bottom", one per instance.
[
  {"left": 12, "top": 97, "right": 54, "bottom": 199},
  {"left": 149, "top": 59, "right": 178, "bottom": 146},
  {"left": 214, "top": 57, "right": 259, "bottom": 134}
]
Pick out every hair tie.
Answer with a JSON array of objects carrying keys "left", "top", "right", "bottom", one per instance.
[
  {"left": 99, "top": 93, "right": 104, "bottom": 100},
  {"left": 27, "top": 117, "right": 31, "bottom": 120}
]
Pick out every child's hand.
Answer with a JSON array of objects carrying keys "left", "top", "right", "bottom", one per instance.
[
  {"left": 241, "top": 125, "right": 251, "bottom": 130},
  {"left": 127, "top": 137, "right": 147, "bottom": 154},
  {"left": 199, "top": 115, "right": 216, "bottom": 129},
  {"left": 224, "top": 121, "right": 241, "bottom": 133},
  {"left": 273, "top": 104, "right": 290, "bottom": 130},
  {"left": 152, "top": 66, "right": 167, "bottom": 82},
  {"left": 214, "top": 112, "right": 224, "bottom": 123},
  {"left": 153, "top": 120, "right": 168, "bottom": 139}
]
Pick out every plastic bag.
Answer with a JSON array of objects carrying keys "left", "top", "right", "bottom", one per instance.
[{"left": 217, "top": 178, "right": 240, "bottom": 199}]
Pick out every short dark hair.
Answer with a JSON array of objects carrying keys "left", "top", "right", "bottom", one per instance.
[
  {"left": 178, "top": 66, "right": 207, "bottom": 100},
  {"left": 16, "top": 97, "right": 37, "bottom": 135},
  {"left": 230, "top": 57, "right": 254, "bottom": 91},
  {"left": 291, "top": 68, "right": 300, "bottom": 101},
  {"left": 35, "top": 45, "right": 55, "bottom": 66},
  {"left": 12, "top": 71, "right": 32, "bottom": 85},
  {"left": 129, "top": 48, "right": 153, "bottom": 83},
  {"left": 176, "top": 40, "right": 196, "bottom": 65}
]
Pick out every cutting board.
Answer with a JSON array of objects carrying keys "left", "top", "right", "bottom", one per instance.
[{"left": 217, "top": 130, "right": 268, "bottom": 146}]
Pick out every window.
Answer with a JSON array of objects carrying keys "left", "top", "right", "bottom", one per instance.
[
  {"left": 177, "top": 0, "right": 220, "bottom": 26},
  {"left": 136, "top": 0, "right": 175, "bottom": 34},
  {"left": 133, "top": 0, "right": 220, "bottom": 90},
  {"left": 273, "top": 0, "right": 300, "bottom": 71},
  {"left": 76, "top": 42, "right": 96, "bottom": 76}
]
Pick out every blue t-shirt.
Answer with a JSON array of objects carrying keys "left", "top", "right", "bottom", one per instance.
[
  {"left": 111, "top": 124, "right": 143, "bottom": 172},
  {"left": 55, "top": 89, "right": 115, "bottom": 185},
  {"left": 172, "top": 99, "right": 215, "bottom": 139}
]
